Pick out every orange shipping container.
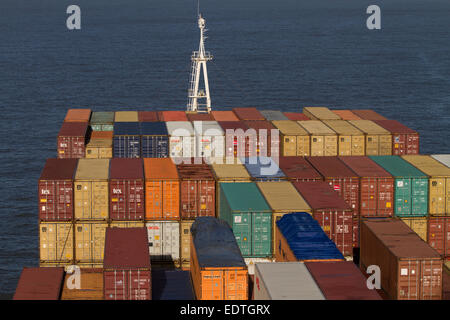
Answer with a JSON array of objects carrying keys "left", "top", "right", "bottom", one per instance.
[
  {"left": 331, "top": 110, "right": 362, "bottom": 120},
  {"left": 143, "top": 158, "right": 180, "bottom": 220},
  {"left": 64, "top": 109, "right": 92, "bottom": 122}
]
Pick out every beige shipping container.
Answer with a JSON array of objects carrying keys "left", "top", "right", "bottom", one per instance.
[
  {"left": 348, "top": 120, "right": 392, "bottom": 155},
  {"left": 74, "top": 222, "right": 108, "bottom": 265},
  {"left": 297, "top": 120, "right": 338, "bottom": 156},
  {"left": 402, "top": 155, "right": 450, "bottom": 216},
  {"left": 180, "top": 220, "right": 195, "bottom": 269},
  {"left": 322, "top": 120, "right": 365, "bottom": 156},
  {"left": 85, "top": 139, "right": 112, "bottom": 159},
  {"left": 272, "top": 120, "right": 310, "bottom": 156},
  {"left": 109, "top": 221, "right": 145, "bottom": 228},
  {"left": 303, "top": 107, "right": 341, "bottom": 120},
  {"left": 74, "top": 159, "right": 109, "bottom": 221},
  {"left": 400, "top": 217, "right": 428, "bottom": 242},
  {"left": 39, "top": 222, "right": 74, "bottom": 263},
  {"left": 114, "top": 111, "right": 138, "bottom": 122}
]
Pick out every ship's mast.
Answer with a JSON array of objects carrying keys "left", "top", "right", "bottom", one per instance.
[{"left": 187, "top": 14, "right": 213, "bottom": 113}]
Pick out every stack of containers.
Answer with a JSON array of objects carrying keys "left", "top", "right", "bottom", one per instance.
[
  {"left": 211, "top": 110, "right": 240, "bottom": 122},
  {"left": 140, "top": 122, "right": 169, "bottom": 158},
  {"left": 103, "top": 227, "right": 151, "bottom": 300},
  {"left": 242, "top": 156, "right": 286, "bottom": 182},
  {"left": 297, "top": 120, "right": 338, "bottom": 156},
  {"left": 85, "top": 131, "right": 113, "bottom": 159},
  {"left": 193, "top": 121, "right": 225, "bottom": 159},
  {"left": 348, "top": 120, "right": 392, "bottom": 155},
  {"left": 113, "top": 122, "right": 141, "bottom": 158},
  {"left": 73, "top": 159, "right": 109, "bottom": 268},
  {"left": 38, "top": 159, "right": 77, "bottom": 267},
  {"left": 271, "top": 120, "right": 310, "bottom": 156},
  {"left": 219, "top": 182, "right": 272, "bottom": 259},
  {"left": 90, "top": 111, "right": 114, "bottom": 131},
  {"left": 218, "top": 121, "right": 252, "bottom": 158},
  {"left": 190, "top": 217, "right": 248, "bottom": 300},
  {"left": 166, "top": 121, "right": 196, "bottom": 158},
  {"left": 57, "top": 122, "right": 89, "bottom": 159},
  {"left": 283, "top": 112, "right": 311, "bottom": 121},
  {"left": 330, "top": 110, "right": 362, "bottom": 120},
  {"left": 138, "top": 111, "right": 160, "bottom": 122},
  {"left": 302, "top": 107, "right": 341, "bottom": 120},
  {"left": 374, "top": 120, "right": 420, "bottom": 155},
  {"left": 278, "top": 156, "right": 323, "bottom": 182},
  {"left": 160, "top": 111, "right": 188, "bottom": 122},
  {"left": 322, "top": 120, "right": 365, "bottom": 156},
  {"left": 61, "top": 268, "right": 104, "bottom": 300},
  {"left": 292, "top": 182, "right": 354, "bottom": 256},
  {"left": 351, "top": 109, "right": 388, "bottom": 120},
  {"left": 143, "top": 158, "right": 180, "bottom": 267},
  {"left": 243, "top": 120, "right": 279, "bottom": 157},
  {"left": 260, "top": 110, "right": 288, "bottom": 121},
  {"left": 13, "top": 267, "right": 65, "bottom": 300}
]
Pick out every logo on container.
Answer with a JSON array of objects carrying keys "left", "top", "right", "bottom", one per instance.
[
  {"left": 66, "top": 265, "right": 81, "bottom": 290},
  {"left": 366, "top": 265, "right": 381, "bottom": 290},
  {"left": 41, "top": 189, "right": 50, "bottom": 195},
  {"left": 112, "top": 189, "right": 122, "bottom": 194}
]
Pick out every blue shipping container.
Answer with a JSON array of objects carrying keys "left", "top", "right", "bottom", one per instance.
[
  {"left": 140, "top": 122, "right": 169, "bottom": 158},
  {"left": 151, "top": 270, "right": 195, "bottom": 300},
  {"left": 241, "top": 156, "right": 286, "bottom": 181},
  {"left": 113, "top": 122, "right": 141, "bottom": 158}
]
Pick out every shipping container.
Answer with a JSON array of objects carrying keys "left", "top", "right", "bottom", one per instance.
[
  {"left": 272, "top": 120, "right": 310, "bottom": 156},
  {"left": 400, "top": 217, "right": 428, "bottom": 241},
  {"left": 330, "top": 110, "right": 361, "bottom": 120},
  {"left": 180, "top": 220, "right": 195, "bottom": 269},
  {"left": 402, "top": 155, "right": 450, "bottom": 215},
  {"left": 303, "top": 107, "right": 341, "bottom": 120},
  {"left": 254, "top": 262, "right": 325, "bottom": 300},
  {"left": 244, "top": 257, "right": 274, "bottom": 275},
  {"left": 190, "top": 217, "right": 248, "bottom": 300},
  {"left": 351, "top": 109, "right": 388, "bottom": 120},
  {"left": 152, "top": 270, "right": 195, "bottom": 300},
  {"left": 103, "top": 227, "right": 151, "bottom": 300},
  {"left": 219, "top": 182, "right": 272, "bottom": 257},
  {"left": 218, "top": 121, "right": 252, "bottom": 158},
  {"left": 114, "top": 111, "right": 138, "bottom": 122},
  {"left": 360, "top": 219, "right": 443, "bottom": 300},
  {"left": 38, "top": 159, "right": 78, "bottom": 221},
  {"left": 193, "top": 121, "right": 225, "bottom": 158},
  {"left": 109, "top": 221, "right": 145, "bottom": 228},
  {"left": 109, "top": 158, "right": 145, "bottom": 221},
  {"left": 260, "top": 110, "right": 288, "bottom": 121},
  {"left": 243, "top": 120, "right": 279, "bottom": 157},
  {"left": 61, "top": 268, "right": 103, "bottom": 300},
  {"left": 374, "top": 120, "right": 420, "bottom": 155},
  {"left": 211, "top": 110, "right": 239, "bottom": 122},
  {"left": 146, "top": 221, "right": 180, "bottom": 265},
  {"left": 297, "top": 120, "right": 338, "bottom": 156},
  {"left": 74, "top": 222, "right": 108, "bottom": 265},
  {"left": 90, "top": 111, "right": 114, "bottom": 131},
  {"left": 275, "top": 212, "right": 345, "bottom": 262},
  {"left": 232, "top": 107, "right": 265, "bottom": 121},
  {"left": 177, "top": 163, "right": 215, "bottom": 219},
  {"left": 277, "top": 156, "right": 322, "bottom": 182},
  {"left": 166, "top": 121, "right": 196, "bottom": 158},
  {"left": 241, "top": 156, "right": 286, "bottom": 181},
  {"left": 140, "top": 122, "right": 169, "bottom": 158},
  {"left": 340, "top": 156, "right": 394, "bottom": 217},
  {"left": 143, "top": 158, "right": 180, "bottom": 220},
  {"left": 370, "top": 156, "right": 428, "bottom": 217},
  {"left": 39, "top": 222, "right": 74, "bottom": 264},
  {"left": 427, "top": 216, "right": 450, "bottom": 258},
  {"left": 291, "top": 182, "right": 354, "bottom": 256},
  {"left": 306, "top": 156, "right": 360, "bottom": 216},
  {"left": 431, "top": 154, "right": 450, "bottom": 168},
  {"left": 57, "top": 122, "right": 89, "bottom": 159},
  {"left": 64, "top": 109, "right": 92, "bottom": 123},
  {"left": 13, "top": 267, "right": 64, "bottom": 300},
  {"left": 305, "top": 261, "right": 382, "bottom": 300},
  {"left": 160, "top": 111, "right": 188, "bottom": 122},
  {"left": 322, "top": 120, "right": 365, "bottom": 156},
  {"left": 186, "top": 112, "right": 214, "bottom": 121},
  {"left": 113, "top": 122, "right": 141, "bottom": 158},
  {"left": 85, "top": 138, "right": 112, "bottom": 159},
  {"left": 138, "top": 111, "right": 160, "bottom": 122},
  {"left": 444, "top": 272, "right": 450, "bottom": 300},
  {"left": 74, "top": 159, "right": 109, "bottom": 220},
  {"left": 283, "top": 112, "right": 311, "bottom": 121},
  {"left": 348, "top": 120, "right": 392, "bottom": 155}
]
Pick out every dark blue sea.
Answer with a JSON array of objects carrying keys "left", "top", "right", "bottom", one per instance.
[{"left": 1, "top": 0, "right": 449, "bottom": 298}]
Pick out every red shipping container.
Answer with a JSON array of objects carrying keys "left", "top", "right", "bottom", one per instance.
[
  {"left": 278, "top": 156, "right": 323, "bottom": 182},
  {"left": 186, "top": 113, "right": 214, "bottom": 121},
  {"left": 218, "top": 121, "right": 252, "bottom": 158},
  {"left": 428, "top": 217, "right": 450, "bottom": 258},
  {"left": 103, "top": 228, "right": 151, "bottom": 300},
  {"left": 283, "top": 112, "right": 311, "bottom": 121},
  {"left": 64, "top": 109, "right": 92, "bottom": 122},
  {"left": 292, "top": 181, "right": 354, "bottom": 256},
  {"left": 109, "top": 158, "right": 145, "bottom": 220},
  {"left": 57, "top": 122, "right": 89, "bottom": 159},
  {"left": 232, "top": 107, "right": 265, "bottom": 121},
  {"left": 138, "top": 111, "right": 160, "bottom": 122},
  {"left": 13, "top": 267, "right": 65, "bottom": 300},
  {"left": 211, "top": 111, "right": 239, "bottom": 122},
  {"left": 306, "top": 157, "right": 360, "bottom": 217},
  {"left": 353, "top": 218, "right": 359, "bottom": 248},
  {"left": 351, "top": 109, "right": 388, "bottom": 120},
  {"left": 373, "top": 120, "right": 420, "bottom": 155},
  {"left": 38, "top": 159, "right": 78, "bottom": 221},
  {"left": 177, "top": 163, "right": 215, "bottom": 219},
  {"left": 160, "top": 111, "right": 188, "bottom": 121},
  {"left": 243, "top": 120, "right": 279, "bottom": 157},
  {"left": 340, "top": 156, "right": 394, "bottom": 217}
]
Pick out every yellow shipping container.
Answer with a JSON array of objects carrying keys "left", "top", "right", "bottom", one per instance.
[
  {"left": 402, "top": 155, "right": 450, "bottom": 215},
  {"left": 348, "top": 120, "right": 392, "bottom": 155},
  {"left": 303, "top": 107, "right": 341, "bottom": 120},
  {"left": 74, "top": 222, "right": 108, "bottom": 265},
  {"left": 322, "top": 120, "right": 365, "bottom": 156},
  {"left": 272, "top": 120, "right": 310, "bottom": 156},
  {"left": 85, "top": 139, "right": 112, "bottom": 159},
  {"left": 400, "top": 217, "right": 428, "bottom": 242},
  {"left": 109, "top": 221, "right": 146, "bottom": 228},
  {"left": 297, "top": 120, "right": 338, "bottom": 156},
  {"left": 74, "top": 159, "right": 109, "bottom": 221},
  {"left": 114, "top": 111, "right": 138, "bottom": 122},
  {"left": 180, "top": 220, "right": 195, "bottom": 269},
  {"left": 39, "top": 222, "right": 74, "bottom": 263}
]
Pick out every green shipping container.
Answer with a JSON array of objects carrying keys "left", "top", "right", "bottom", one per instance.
[
  {"left": 219, "top": 182, "right": 272, "bottom": 257},
  {"left": 369, "top": 156, "right": 428, "bottom": 217},
  {"left": 90, "top": 112, "right": 114, "bottom": 131}
]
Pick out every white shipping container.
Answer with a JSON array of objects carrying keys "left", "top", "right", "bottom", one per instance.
[
  {"left": 431, "top": 154, "right": 450, "bottom": 168},
  {"left": 166, "top": 121, "right": 196, "bottom": 158},
  {"left": 193, "top": 121, "right": 225, "bottom": 159},
  {"left": 145, "top": 221, "right": 180, "bottom": 262},
  {"left": 254, "top": 262, "right": 325, "bottom": 300}
]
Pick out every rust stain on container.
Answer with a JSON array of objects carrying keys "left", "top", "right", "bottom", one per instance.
[{"left": 13, "top": 267, "right": 65, "bottom": 300}]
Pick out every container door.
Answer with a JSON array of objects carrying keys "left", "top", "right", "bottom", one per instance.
[
  {"left": 57, "top": 136, "right": 71, "bottom": 158},
  {"left": 170, "top": 136, "right": 182, "bottom": 158},
  {"left": 128, "top": 180, "right": 144, "bottom": 220},
  {"left": 324, "top": 135, "right": 337, "bottom": 156},
  {"left": 72, "top": 137, "right": 85, "bottom": 158},
  {"left": 429, "top": 178, "right": 446, "bottom": 214},
  {"left": 128, "top": 136, "right": 141, "bottom": 158},
  {"left": 379, "top": 134, "right": 392, "bottom": 155},
  {"left": 180, "top": 221, "right": 194, "bottom": 267},
  {"left": 313, "top": 211, "right": 332, "bottom": 239},
  {"left": 86, "top": 146, "right": 99, "bottom": 159},
  {"left": 157, "top": 136, "right": 169, "bottom": 158},
  {"left": 92, "top": 181, "right": 108, "bottom": 220},
  {"left": 104, "top": 270, "right": 127, "bottom": 300},
  {"left": 146, "top": 222, "right": 162, "bottom": 260},
  {"left": 352, "top": 135, "right": 365, "bottom": 156},
  {"left": 360, "top": 177, "right": 377, "bottom": 217},
  {"left": 163, "top": 180, "right": 179, "bottom": 220},
  {"left": 198, "top": 180, "right": 215, "bottom": 217},
  {"left": 310, "top": 135, "right": 324, "bottom": 156},
  {"left": 163, "top": 222, "right": 180, "bottom": 261},
  {"left": 365, "top": 135, "right": 379, "bottom": 156},
  {"left": 181, "top": 180, "right": 198, "bottom": 219},
  {"left": 146, "top": 180, "right": 163, "bottom": 220},
  {"left": 202, "top": 270, "right": 223, "bottom": 300},
  {"left": 252, "top": 212, "right": 271, "bottom": 257},
  {"left": 395, "top": 178, "right": 411, "bottom": 216},
  {"left": 282, "top": 135, "right": 296, "bottom": 156},
  {"left": 129, "top": 270, "right": 151, "bottom": 300},
  {"left": 332, "top": 210, "right": 353, "bottom": 256},
  {"left": 57, "top": 223, "right": 73, "bottom": 262},
  {"left": 92, "top": 223, "right": 107, "bottom": 263},
  {"left": 411, "top": 178, "right": 428, "bottom": 216},
  {"left": 110, "top": 180, "right": 127, "bottom": 220},
  {"left": 397, "top": 260, "right": 420, "bottom": 300},
  {"left": 75, "top": 224, "right": 91, "bottom": 263},
  {"left": 338, "top": 135, "right": 352, "bottom": 156},
  {"left": 113, "top": 136, "right": 124, "bottom": 158},
  {"left": 40, "top": 223, "right": 56, "bottom": 262},
  {"left": 392, "top": 134, "right": 406, "bottom": 155},
  {"left": 224, "top": 270, "right": 248, "bottom": 300},
  {"left": 427, "top": 218, "right": 445, "bottom": 255},
  {"left": 378, "top": 177, "right": 394, "bottom": 217},
  {"left": 296, "top": 135, "right": 310, "bottom": 156},
  {"left": 232, "top": 213, "right": 251, "bottom": 256},
  {"left": 419, "top": 260, "right": 442, "bottom": 300},
  {"left": 75, "top": 181, "right": 91, "bottom": 220}
]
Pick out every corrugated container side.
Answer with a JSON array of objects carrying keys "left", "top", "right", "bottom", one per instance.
[
  {"left": 74, "top": 222, "right": 108, "bottom": 265},
  {"left": 302, "top": 107, "right": 341, "bottom": 120},
  {"left": 140, "top": 122, "right": 169, "bottom": 158},
  {"left": 374, "top": 120, "right": 420, "bottom": 155},
  {"left": 13, "top": 267, "right": 65, "bottom": 300},
  {"left": 61, "top": 268, "right": 103, "bottom": 300},
  {"left": 427, "top": 216, "right": 450, "bottom": 258},
  {"left": 180, "top": 220, "right": 195, "bottom": 269},
  {"left": 39, "top": 222, "right": 74, "bottom": 264},
  {"left": 146, "top": 221, "right": 180, "bottom": 266},
  {"left": 57, "top": 122, "right": 89, "bottom": 159}
]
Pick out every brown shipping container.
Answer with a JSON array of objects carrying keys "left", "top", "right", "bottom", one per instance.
[
  {"left": 103, "top": 227, "right": 151, "bottom": 300},
  {"left": 61, "top": 268, "right": 103, "bottom": 300},
  {"left": 278, "top": 156, "right": 322, "bottom": 182},
  {"left": 109, "top": 158, "right": 145, "bottom": 221},
  {"left": 64, "top": 109, "right": 92, "bottom": 122},
  {"left": 232, "top": 107, "right": 265, "bottom": 121},
  {"left": 348, "top": 120, "right": 392, "bottom": 155},
  {"left": 143, "top": 158, "right": 180, "bottom": 220},
  {"left": 303, "top": 107, "right": 341, "bottom": 120},
  {"left": 57, "top": 122, "right": 89, "bottom": 159},
  {"left": 297, "top": 120, "right": 338, "bottom": 156},
  {"left": 39, "top": 159, "right": 78, "bottom": 221},
  {"left": 180, "top": 220, "right": 195, "bottom": 269},
  {"left": 360, "top": 219, "right": 443, "bottom": 300},
  {"left": 305, "top": 261, "right": 382, "bottom": 300},
  {"left": 243, "top": 120, "right": 279, "bottom": 157},
  {"left": 160, "top": 111, "right": 188, "bottom": 121},
  {"left": 218, "top": 121, "right": 253, "bottom": 158},
  {"left": 138, "top": 111, "right": 159, "bottom": 122},
  {"left": 272, "top": 120, "right": 310, "bottom": 156},
  {"left": 186, "top": 112, "right": 214, "bottom": 121},
  {"left": 340, "top": 156, "right": 394, "bottom": 217},
  {"left": 444, "top": 272, "right": 450, "bottom": 300},
  {"left": 13, "top": 267, "right": 64, "bottom": 300},
  {"left": 331, "top": 110, "right": 362, "bottom": 120},
  {"left": 177, "top": 163, "right": 215, "bottom": 219},
  {"left": 322, "top": 120, "right": 365, "bottom": 156},
  {"left": 283, "top": 112, "right": 311, "bottom": 121},
  {"left": 211, "top": 111, "right": 239, "bottom": 122},
  {"left": 307, "top": 157, "right": 360, "bottom": 216},
  {"left": 374, "top": 120, "right": 419, "bottom": 155},
  {"left": 351, "top": 109, "right": 388, "bottom": 120},
  {"left": 428, "top": 217, "right": 450, "bottom": 258},
  {"left": 114, "top": 111, "right": 138, "bottom": 122},
  {"left": 292, "top": 181, "right": 354, "bottom": 256},
  {"left": 39, "top": 221, "right": 74, "bottom": 264}
]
